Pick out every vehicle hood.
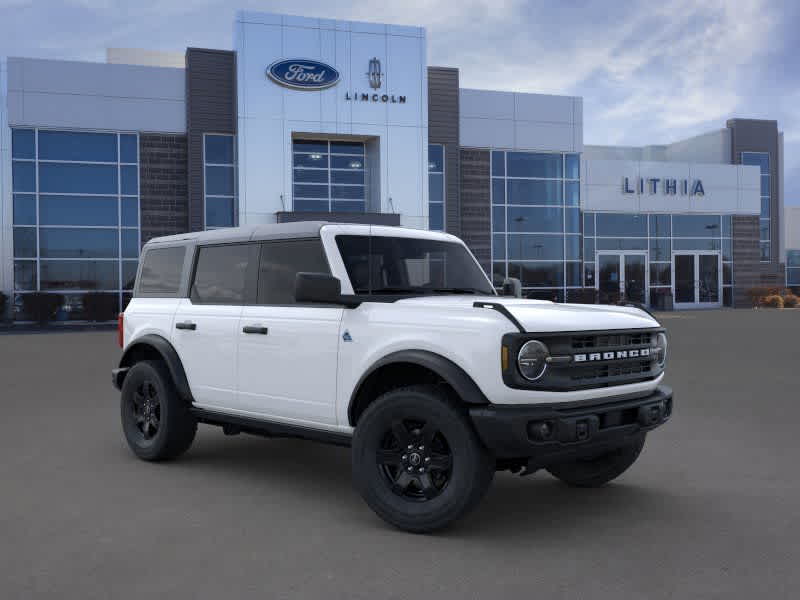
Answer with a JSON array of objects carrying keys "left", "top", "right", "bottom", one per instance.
[{"left": 393, "top": 296, "right": 660, "bottom": 333}]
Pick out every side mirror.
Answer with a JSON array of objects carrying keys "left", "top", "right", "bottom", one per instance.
[
  {"left": 295, "top": 272, "right": 343, "bottom": 304},
  {"left": 502, "top": 277, "right": 522, "bottom": 298}
]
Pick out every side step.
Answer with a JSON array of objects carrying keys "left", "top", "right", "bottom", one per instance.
[{"left": 191, "top": 408, "right": 352, "bottom": 447}]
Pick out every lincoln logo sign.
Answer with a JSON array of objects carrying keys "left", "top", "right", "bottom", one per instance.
[
  {"left": 623, "top": 176, "right": 705, "bottom": 196},
  {"left": 574, "top": 348, "right": 651, "bottom": 362},
  {"left": 266, "top": 59, "right": 340, "bottom": 90}
]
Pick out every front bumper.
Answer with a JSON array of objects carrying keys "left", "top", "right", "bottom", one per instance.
[{"left": 469, "top": 385, "right": 673, "bottom": 464}]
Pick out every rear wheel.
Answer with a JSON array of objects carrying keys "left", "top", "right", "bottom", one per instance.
[
  {"left": 120, "top": 360, "right": 197, "bottom": 461},
  {"left": 352, "top": 385, "right": 494, "bottom": 533},
  {"left": 546, "top": 434, "right": 646, "bottom": 487}
]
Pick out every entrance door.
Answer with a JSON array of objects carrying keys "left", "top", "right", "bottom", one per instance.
[
  {"left": 596, "top": 252, "right": 648, "bottom": 305},
  {"left": 672, "top": 252, "right": 721, "bottom": 308}
]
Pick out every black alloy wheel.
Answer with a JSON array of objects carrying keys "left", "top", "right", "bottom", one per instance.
[
  {"left": 377, "top": 418, "right": 454, "bottom": 501},
  {"left": 131, "top": 379, "right": 161, "bottom": 441}
]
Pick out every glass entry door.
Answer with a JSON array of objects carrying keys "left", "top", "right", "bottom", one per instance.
[
  {"left": 596, "top": 252, "right": 648, "bottom": 305},
  {"left": 672, "top": 252, "right": 721, "bottom": 308}
]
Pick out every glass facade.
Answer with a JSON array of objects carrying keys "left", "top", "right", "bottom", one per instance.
[
  {"left": 292, "top": 140, "right": 366, "bottom": 212},
  {"left": 11, "top": 128, "right": 140, "bottom": 319},
  {"left": 491, "top": 150, "right": 580, "bottom": 300},
  {"left": 742, "top": 152, "right": 770, "bottom": 261},
  {"left": 428, "top": 144, "right": 444, "bottom": 231},
  {"left": 788, "top": 250, "right": 800, "bottom": 288},
  {"left": 204, "top": 134, "right": 237, "bottom": 229},
  {"left": 583, "top": 213, "right": 733, "bottom": 307}
]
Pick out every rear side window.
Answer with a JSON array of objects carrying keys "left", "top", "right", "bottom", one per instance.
[
  {"left": 191, "top": 244, "right": 253, "bottom": 305},
  {"left": 137, "top": 246, "right": 186, "bottom": 296},
  {"left": 257, "top": 239, "right": 330, "bottom": 304}
]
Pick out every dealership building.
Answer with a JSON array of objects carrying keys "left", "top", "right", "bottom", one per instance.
[{"left": 0, "top": 10, "right": 794, "bottom": 319}]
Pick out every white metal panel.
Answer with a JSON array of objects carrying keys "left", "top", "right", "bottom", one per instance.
[
  {"left": 282, "top": 25, "right": 326, "bottom": 124},
  {"left": 514, "top": 92, "right": 573, "bottom": 123},
  {"left": 349, "top": 32, "right": 389, "bottom": 126},
  {"left": 460, "top": 88, "right": 514, "bottom": 120},
  {"left": 514, "top": 120, "right": 574, "bottom": 152},
  {"left": 0, "top": 59, "right": 9, "bottom": 296},
  {"left": 240, "top": 117, "right": 285, "bottom": 217},
  {"left": 387, "top": 34, "right": 423, "bottom": 127},
  {"left": 459, "top": 116, "right": 514, "bottom": 149},
  {"left": 386, "top": 124, "right": 425, "bottom": 218}
]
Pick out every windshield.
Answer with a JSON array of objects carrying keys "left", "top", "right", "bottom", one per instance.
[{"left": 335, "top": 235, "right": 496, "bottom": 296}]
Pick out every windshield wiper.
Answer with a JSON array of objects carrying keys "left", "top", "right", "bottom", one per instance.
[
  {"left": 353, "top": 287, "right": 433, "bottom": 295},
  {"left": 431, "top": 287, "right": 486, "bottom": 295}
]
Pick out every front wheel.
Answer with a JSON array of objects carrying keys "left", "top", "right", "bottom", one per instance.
[
  {"left": 546, "top": 434, "right": 646, "bottom": 487},
  {"left": 352, "top": 385, "right": 494, "bottom": 533}
]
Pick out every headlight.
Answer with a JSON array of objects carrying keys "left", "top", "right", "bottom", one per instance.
[
  {"left": 654, "top": 332, "right": 668, "bottom": 367},
  {"left": 517, "top": 340, "right": 550, "bottom": 381}
]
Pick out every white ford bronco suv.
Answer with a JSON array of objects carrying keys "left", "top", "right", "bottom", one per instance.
[{"left": 113, "top": 222, "right": 671, "bottom": 532}]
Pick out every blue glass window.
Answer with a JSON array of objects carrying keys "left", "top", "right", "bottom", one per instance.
[
  {"left": 566, "top": 262, "right": 581, "bottom": 287},
  {"left": 583, "top": 238, "right": 595, "bottom": 262},
  {"left": 120, "top": 134, "right": 138, "bottom": 163},
  {"left": 649, "top": 239, "right": 671, "bottom": 261},
  {"left": 293, "top": 140, "right": 328, "bottom": 154},
  {"left": 122, "top": 229, "right": 140, "bottom": 258},
  {"left": 12, "top": 129, "right": 35, "bottom": 159},
  {"left": 332, "top": 185, "right": 364, "bottom": 200},
  {"left": 206, "top": 166, "right": 235, "bottom": 196},
  {"left": 332, "top": 201, "right": 366, "bottom": 213},
  {"left": 294, "top": 153, "right": 328, "bottom": 168},
  {"left": 491, "top": 151, "right": 505, "bottom": 177},
  {"left": 13, "top": 194, "right": 36, "bottom": 225},
  {"left": 294, "top": 169, "right": 328, "bottom": 184},
  {"left": 14, "top": 261, "right": 37, "bottom": 290},
  {"left": 721, "top": 215, "right": 732, "bottom": 237},
  {"left": 122, "top": 261, "right": 138, "bottom": 290},
  {"left": 673, "top": 215, "right": 721, "bottom": 237},
  {"left": 507, "top": 180, "right": 562, "bottom": 205},
  {"left": 14, "top": 228, "right": 37, "bottom": 258},
  {"left": 38, "top": 131, "right": 117, "bottom": 162},
  {"left": 493, "top": 235, "right": 506, "bottom": 260},
  {"left": 40, "top": 261, "right": 119, "bottom": 291},
  {"left": 583, "top": 213, "right": 595, "bottom": 237},
  {"left": 596, "top": 238, "right": 648, "bottom": 251},
  {"left": 565, "top": 235, "right": 581, "bottom": 260},
  {"left": 507, "top": 152, "right": 563, "bottom": 179},
  {"left": 492, "top": 207, "right": 505, "bottom": 233},
  {"left": 565, "top": 181, "right": 580, "bottom": 206},
  {"left": 428, "top": 173, "right": 444, "bottom": 204},
  {"left": 565, "top": 208, "right": 580, "bottom": 233},
  {"left": 332, "top": 156, "right": 364, "bottom": 170},
  {"left": 12, "top": 161, "right": 36, "bottom": 192},
  {"left": 330, "top": 141, "right": 364, "bottom": 155},
  {"left": 507, "top": 234, "right": 564, "bottom": 260},
  {"left": 121, "top": 165, "right": 138, "bottom": 195},
  {"left": 39, "top": 163, "right": 118, "bottom": 194},
  {"left": 39, "top": 228, "right": 118, "bottom": 259},
  {"left": 673, "top": 238, "right": 721, "bottom": 251},
  {"left": 565, "top": 154, "right": 580, "bottom": 179},
  {"left": 492, "top": 179, "right": 505, "bottom": 205},
  {"left": 787, "top": 250, "right": 800, "bottom": 268},
  {"left": 205, "top": 135, "right": 235, "bottom": 164},
  {"left": 121, "top": 198, "right": 139, "bottom": 227},
  {"left": 428, "top": 145, "right": 444, "bottom": 172},
  {"left": 332, "top": 170, "right": 365, "bottom": 185},
  {"left": 294, "top": 200, "right": 329, "bottom": 212},
  {"left": 205, "top": 197, "right": 235, "bottom": 228},
  {"left": 507, "top": 206, "right": 563, "bottom": 233},
  {"left": 40, "top": 195, "right": 118, "bottom": 226},
  {"left": 508, "top": 262, "right": 564, "bottom": 287},
  {"left": 596, "top": 213, "right": 647, "bottom": 237},
  {"left": 741, "top": 152, "right": 769, "bottom": 174}
]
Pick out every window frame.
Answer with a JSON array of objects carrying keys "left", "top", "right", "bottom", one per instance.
[
  {"left": 254, "top": 238, "right": 333, "bottom": 307},
  {"left": 203, "top": 133, "right": 237, "bottom": 230},
  {"left": 188, "top": 242, "right": 259, "bottom": 306}
]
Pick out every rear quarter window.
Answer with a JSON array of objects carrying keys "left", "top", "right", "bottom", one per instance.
[
  {"left": 190, "top": 243, "right": 254, "bottom": 305},
  {"left": 137, "top": 246, "right": 187, "bottom": 297}
]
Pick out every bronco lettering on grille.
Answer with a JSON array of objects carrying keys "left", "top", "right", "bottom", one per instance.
[{"left": 573, "top": 348, "right": 650, "bottom": 362}]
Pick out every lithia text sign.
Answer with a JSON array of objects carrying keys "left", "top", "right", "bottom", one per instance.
[{"left": 623, "top": 177, "right": 705, "bottom": 196}]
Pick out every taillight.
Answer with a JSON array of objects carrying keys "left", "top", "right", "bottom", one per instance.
[{"left": 118, "top": 312, "right": 124, "bottom": 348}]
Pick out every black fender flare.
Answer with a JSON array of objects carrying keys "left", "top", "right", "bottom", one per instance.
[
  {"left": 348, "top": 350, "right": 489, "bottom": 425},
  {"left": 117, "top": 334, "right": 193, "bottom": 402}
]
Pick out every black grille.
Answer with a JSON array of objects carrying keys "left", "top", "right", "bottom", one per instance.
[
  {"left": 571, "top": 331, "right": 653, "bottom": 350},
  {"left": 569, "top": 360, "right": 653, "bottom": 382}
]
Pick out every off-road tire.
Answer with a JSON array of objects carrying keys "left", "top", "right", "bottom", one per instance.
[
  {"left": 120, "top": 360, "right": 197, "bottom": 461},
  {"left": 352, "top": 384, "right": 494, "bottom": 533},
  {"left": 546, "top": 434, "right": 646, "bottom": 487}
]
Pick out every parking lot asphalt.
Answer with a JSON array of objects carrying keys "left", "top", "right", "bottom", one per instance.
[{"left": 1, "top": 309, "right": 799, "bottom": 599}]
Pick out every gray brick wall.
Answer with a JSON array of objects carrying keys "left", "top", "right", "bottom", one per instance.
[
  {"left": 428, "top": 67, "right": 460, "bottom": 236},
  {"left": 139, "top": 133, "right": 189, "bottom": 244},
  {"left": 732, "top": 215, "right": 761, "bottom": 307},
  {"left": 459, "top": 149, "right": 491, "bottom": 274}
]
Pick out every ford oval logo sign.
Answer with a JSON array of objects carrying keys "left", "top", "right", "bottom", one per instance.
[{"left": 267, "top": 59, "right": 340, "bottom": 90}]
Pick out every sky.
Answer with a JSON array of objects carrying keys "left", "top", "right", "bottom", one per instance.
[{"left": 1, "top": 0, "right": 798, "bottom": 204}]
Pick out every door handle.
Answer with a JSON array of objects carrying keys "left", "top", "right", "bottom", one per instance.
[
  {"left": 242, "top": 325, "right": 269, "bottom": 335},
  {"left": 175, "top": 321, "right": 196, "bottom": 330}
]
